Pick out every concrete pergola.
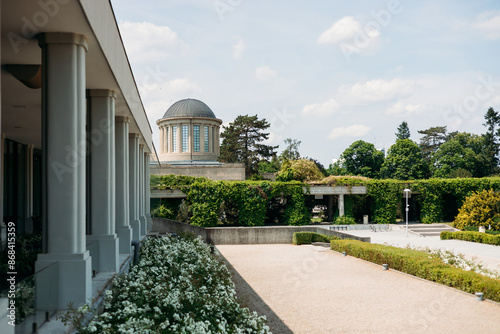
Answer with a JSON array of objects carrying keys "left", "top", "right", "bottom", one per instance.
[{"left": 151, "top": 185, "right": 368, "bottom": 220}]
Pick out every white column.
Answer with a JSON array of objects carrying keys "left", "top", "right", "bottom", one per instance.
[
  {"left": 129, "top": 134, "right": 141, "bottom": 240},
  {"left": 163, "top": 125, "right": 168, "bottom": 153},
  {"left": 35, "top": 32, "right": 91, "bottom": 310},
  {"left": 139, "top": 144, "right": 146, "bottom": 236},
  {"left": 86, "top": 89, "right": 119, "bottom": 273},
  {"left": 159, "top": 126, "right": 164, "bottom": 155},
  {"left": 115, "top": 117, "right": 132, "bottom": 254},
  {"left": 338, "top": 194, "right": 345, "bottom": 217},
  {"left": 145, "top": 153, "right": 151, "bottom": 231}
]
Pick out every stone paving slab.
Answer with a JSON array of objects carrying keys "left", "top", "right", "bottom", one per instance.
[{"left": 217, "top": 244, "right": 500, "bottom": 334}]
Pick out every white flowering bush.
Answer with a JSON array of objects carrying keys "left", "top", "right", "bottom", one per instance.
[{"left": 68, "top": 235, "right": 270, "bottom": 333}]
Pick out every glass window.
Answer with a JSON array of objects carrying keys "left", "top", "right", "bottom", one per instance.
[
  {"left": 204, "top": 126, "right": 209, "bottom": 152},
  {"left": 193, "top": 125, "right": 200, "bottom": 152},
  {"left": 172, "top": 126, "right": 177, "bottom": 152},
  {"left": 182, "top": 125, "right": 189, "bottom": 152}
]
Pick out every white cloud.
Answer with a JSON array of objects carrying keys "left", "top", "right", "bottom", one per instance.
[
  {"left": 327, "top": 124, "right": 371, "bottom": 140},
  {"left": 232, "top": 38, "right": 246, "bottom": 59},
  {"left": 339, "top": 78, "right": 416, "bottom": 104},
  {"left": 119, "top": 21, "right": 188, "bottom": 62},
  {"left": 265, "top": 131, "right": 283, "bottom": 145},
  {"left": 139, "top": 78, "right": 201, "bottom": 100},
  {"left": 317, "top": 16, "right": 380, "bottom": 54},
  {"left": 473, "top": 11, "right": 500, "bottom": 40},
  {"left": 255, "top": 66, "right": 278, "bottom": 81},
  {"left": 302, "top": 98, "right": 340, "bottom": 116},
  {"left": 318, "top": 16, "right": 363, "bottom": 44},
  {"left": 386, "top": 101, "right": 427, "bottom": 116}
]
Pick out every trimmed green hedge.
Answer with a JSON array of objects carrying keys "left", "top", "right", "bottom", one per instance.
[
  {"left": 440, "top": 231, "right": 500, "bottom": 246},
  {"left": 293, "top": 232, "right": 340, "bottom": 245},
  {"left": 330, "top": 239, "right": 500, "bottom": 302}
]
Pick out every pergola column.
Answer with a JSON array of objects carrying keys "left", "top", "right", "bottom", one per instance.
[
  {"left": 139, "top": 144, "right": 146, "bottom": 235},
  {"left": 86, "top": 89, "right": 119, "bottom": 273},
  {"left": 115, "top": 116, "right": 132, "bottom": 254},
  {"left": 129, "top": 134, "right": 141, "bottom": 240},
  {"left": 338, "top": 194, "right": 345, "bottom": 217},
  {"left": 35, "top": 32, "right": 91, "bottom": 309}
]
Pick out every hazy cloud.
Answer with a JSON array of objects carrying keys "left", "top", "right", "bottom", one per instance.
[
  {"left": 255, "top": 66, "right": 278, "bottom": 81},
  {"left": 302, "top": 98, "right": 340, "bottom": 116},
  {"left": 232, "top": 38, "right": 246, "bottom": 59},
  {"left": 328, "top": 124, "right": 371, "bottom": 139}
]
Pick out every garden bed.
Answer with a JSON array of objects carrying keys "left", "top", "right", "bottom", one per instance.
[{"left": 62, "top": 235, "right": 270, "bottom": 333}]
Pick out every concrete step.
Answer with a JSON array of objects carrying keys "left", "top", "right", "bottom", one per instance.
[
  {"left": 419, "top": 232, "right": 443, "bottom": 237},
  {"left": 405, "top": 224, "right": 459, "bottom": 237}
]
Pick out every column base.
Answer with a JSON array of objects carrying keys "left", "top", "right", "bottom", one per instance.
[
  {"left": 86, "top": 234, "right": 119, "bottom": 272},
  {"left": 130, "top": 219, "right": 141, "bottom": 241},
  {"left": 116, "top": 226, "right": 133, "bottom": 254},
  {"left": 35, "top": 251, "right": 92, "bottom": 311}
]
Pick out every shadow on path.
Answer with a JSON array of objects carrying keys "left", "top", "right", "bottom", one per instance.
[{"left": 216, "top": 249, "right": 293, "bottom": 334}]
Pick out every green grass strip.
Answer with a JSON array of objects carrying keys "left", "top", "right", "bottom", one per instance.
[{"left": 330, "top": 239, "right": 500, "bottom": 303}]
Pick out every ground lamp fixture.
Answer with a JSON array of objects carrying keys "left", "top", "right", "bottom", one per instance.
[{"left": 403, "top": 188, "right": 411, "bottom": 237}]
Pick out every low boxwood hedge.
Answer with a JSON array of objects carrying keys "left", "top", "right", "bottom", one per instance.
[
  {"left": 293, "top": 232, "right": 340, "bottom": 245},
  {"left": 440, "top": 231, "right": 500, "bottom": 245},
  {"left": 330, "top": 239, "right": 500, "bottom": 302}
]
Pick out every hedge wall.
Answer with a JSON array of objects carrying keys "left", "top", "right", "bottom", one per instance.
[
  {"left": 153, "top": 175, "right": 500, "bottom": 225},
  {"left": 441, "top": 231, "right": 500, "bottom": 245}
]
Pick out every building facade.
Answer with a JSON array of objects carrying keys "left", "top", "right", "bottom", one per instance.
[
  {"left": 0, "top": 0, "right": 153, "bottom": 323},
  {"left": 153, "top": 98, "right": 245, "bottom": 181},
  {"left": 157, "top": 99, "right": 222, "bottom": 163}
]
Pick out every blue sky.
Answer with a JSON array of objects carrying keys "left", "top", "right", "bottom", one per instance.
[{"left": 110, "top": 0, "right": 500, "bottom": 166}]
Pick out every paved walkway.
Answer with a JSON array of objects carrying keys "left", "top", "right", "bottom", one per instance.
[
  {"left": 336, "top": 226, "right": 500, "bottom": 273},
  {"left": 217, "top": 244, "right": 500, "bottom": 334}
]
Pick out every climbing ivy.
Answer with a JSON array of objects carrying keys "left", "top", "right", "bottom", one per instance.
[{"left": 153, "top": 175, "right": 500, "bottom": 225}]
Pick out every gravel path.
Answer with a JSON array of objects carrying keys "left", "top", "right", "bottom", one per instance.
[{"left": 217, "top": 244, "right": 500, "bottom": 334}]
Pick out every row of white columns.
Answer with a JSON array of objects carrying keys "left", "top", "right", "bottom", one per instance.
[{"left": 34, "top": 32, "right": 151, "bottom": 310}]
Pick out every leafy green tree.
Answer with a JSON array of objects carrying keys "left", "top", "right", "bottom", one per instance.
[
  {"left": 258, "top": 155, "right": 280, "bottom": 174},
  {"left": 327, "top": 159, "right": 347, "bottom": 176},
  {"left": 418, "top": 126, "right": 447, "bottom": 161},
  {"left": 483, "top": 107, "right": 500, "bottom": 174},
  {"left": 380, "top": 139, "right": 428, "bottom": 180},
  {"left": 339, "top": 140, "right": 384, "bottom": 178},
  {"left": 280, "top": 138, "right": 301, "bottom": 161},
  {"left": 219, "top": 115, "right": 278, "bottom": 176},
  {"left": 432, "top": 132, "right": 489, "bottom": 178},
  {"left": 395, "top": 121, "right": 411, "bottom": 140}
]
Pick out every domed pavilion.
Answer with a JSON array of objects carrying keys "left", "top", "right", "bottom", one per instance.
[{"left": 156, "top": 98, "right": 223, "bottom": 162}]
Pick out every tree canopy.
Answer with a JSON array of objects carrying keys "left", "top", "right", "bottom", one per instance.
[
  {"left": 339, "top": 140, "right": 384, "bottom": 178},
  {"left": 280, "top": 138, "right": 301, "bottom": 161},
  {"left": 219, "top": 115, "right": 278, "bottom": 176},
  {"left": 418, "top": 126, "right": 447, "bottom": 161},
  {"left": 395, "top": 121, "right": 411, "bottom": 140},
  {"left": 276, "top": 159, "right": 324, "bottom": 182},
  {"left": 380, "top": 139, "right": 428, "bottom": 180}
]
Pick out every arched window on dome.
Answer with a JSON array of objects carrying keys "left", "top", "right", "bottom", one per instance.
[
  {"left": 182, "top": 125, "right": 189, "bottom": 152},
  {"left": 204, "top": 126, "right": 209, "bottom": 152},
  {"left": 172, "top": 126, "right": 177, "bottom": 152}
]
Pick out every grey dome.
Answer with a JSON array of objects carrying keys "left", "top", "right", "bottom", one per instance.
[{"left": 163, "top": 98, "right": 216, "bottom": 119}]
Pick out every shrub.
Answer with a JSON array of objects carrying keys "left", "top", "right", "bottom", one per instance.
[
  {"left": 453, "top": 189, "right": 500, "bottom": 230},
  {"left": 293, "top": 232, "right": 340, "bottom": 245},
  {"left": 151, "top": 204, "right": 173, "bottom": 219},
  {"left": 440, "top": 231, "right": 500, "bottom": 245},
  {"left": 330, "top": 239, "right": 500, "bottom": 302},
  {"left": 62, "top": 236, "right": 270, "bottom": 333},
  {"left": 462, "top": 225, "right": 500, "bottom": 235},
  {"left": 334, "top": 216, "right": 356, "bottom": 225}
]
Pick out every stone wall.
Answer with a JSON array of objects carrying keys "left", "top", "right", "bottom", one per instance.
[
  {"left": 151, "top": 218, "right": 370, "bottom": 244},
  {"left": 150, "top": 163, "right": 245, "bottom": 181}
]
